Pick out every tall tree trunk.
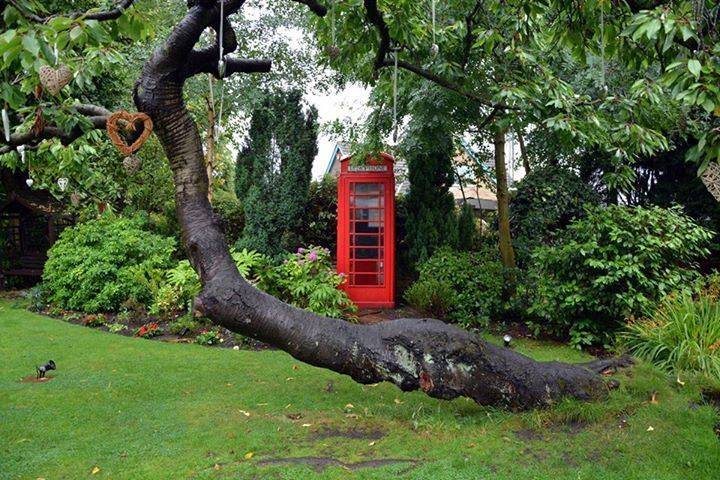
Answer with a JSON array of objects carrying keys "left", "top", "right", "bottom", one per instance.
[
  {"left": 131, "top": 0, "right": 628, "bottom": 412},
  {"left": 516, "top": 128, "right": 530, "bottom": 174},
  {"left": 493, "top": 128, "right": 516, "bottom": 271}
]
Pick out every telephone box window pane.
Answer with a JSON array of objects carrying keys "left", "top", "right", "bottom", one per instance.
[
  {"left": 352, "top": 209, "right": 382, "bottom": 221},
  {"left": 352, "top": 222, "right": 383, "bottom": 234},
  {"left": 351, "top": 196, "right": 381, "bottom": 208},
  {"left": 353, "top": 273, "right": 381, "bottom": 286},
  {"left": 352, "top": 183, "right": 383, "bottom": 195},
  {"left": 354, "top": 248, "right": 381, "bottom": 259},
  {"left": 351, "top": 235, "right": 381, "bottom": 247},
  {"left": 352, "top": 260, "right": 380, "bottom": 272}
]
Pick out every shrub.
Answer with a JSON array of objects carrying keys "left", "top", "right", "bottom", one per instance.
[
  {"left": 153, "top": 247, "right": 355, "bottom": 319},
  {"left": 134, "top": 322, "right": 162, "bottom": 338},
  {"left": 168, "top": 314, "right": 209, "bottom": 336},
  {"left": 108, "top": 323, "right": 128, "bottom": 334},
  {"left": 195, "top": 328, "right": 223, "bottom": 346},
  {"left": 530, "top": 205, "right": 714, "bottom": 347},
  {"left": 510, "top": 165, "right": 599, "bottom": 265},
  {"left": 264, "top": 246, "right": 357, "bottom": 319},
  {"left": 620, "top": 296, "right": 720, "bottom": 380},
  {"left": 212, "top": 194, "right": 245, "bottom": 245},
  {"left": 43, "top": 215, "right": 176, "bottom": 312},
  {"left": 404, "top": 278, "right": 456, "bottom": 318},
  {"left": 457, "top": 203, "right": 477, "bottom": 252},
  {"left": 82, "top": 314, "right": 106, "bottom": 327},
  {"left": 296, "top": 175, "right": 338, "bottom": 252},
  {"left": 407, "top": 247, "right": 505, "bottom": 327}
]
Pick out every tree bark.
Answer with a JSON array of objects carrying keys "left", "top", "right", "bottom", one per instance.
[
  {"left": 493, "top": 128, "right": 517, "bottom": 271},
  {"left": 131, "top": 1, "right": 627, "bottom": 411}
]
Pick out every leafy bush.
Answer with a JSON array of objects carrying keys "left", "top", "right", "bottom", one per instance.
[
  {"left": 264, "top": 246, "right": 357, "bottom": 319},
  {"left": 406, "top": 247, "right": 505, "bottom": 327},
  {"left": 82, "top": 314, "right": 106, "bottom": 327},
  {"left": 153, "top": 246, "right": 355, "bottom": 319},
  {"left": 296, "top": 175, "right": 338, "bottom": 252},
  {"left": 212, "top": 194, "right": 245, "bottom": 245},
  {"left": 510, "top": 165, "right": 599, "bottom": 264},
  {"left": 195, "top": 328, "right": 224, "bottom": 346},
  {"left": 134, "top": 322, "right": 163, "bottom": 338},
  {"left": 168, "top": 314, "right": 209, "bottom": 336},
  {"left": 404, "top": 279, "right": 456, "bottom": 318},
  {"left": 43, "top": 215, "right": 176, "bottom": 312},
  {"left": 530, "top": 205, "right": 714, "bottom": 347},
  {"left": 620, "top": 296, "right": 720, "bottom": 380}
]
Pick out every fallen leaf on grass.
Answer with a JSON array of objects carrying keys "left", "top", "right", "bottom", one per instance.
[
  {"left": 301, "top": 423, "right": 312, "bottom": 427},
  {"left": 244, "top": 452, "right": 254, "bottom": 459},
  {"left": 394, "top": 398, "right": 403, "bottom": 405},
  {"left": 650, "top": 392, "right": 658, "bottom": 404},
  {"left": 647, "top": 426, "right": 654, "bottom": 432},
  {"left": 91, "top": 466, "right": 100, "bottom": 475},
  {"left": 676, "top": 377, "right": 685, "bottom": 386},
  {"left": 238, "top": 410, "right": 250, "bottom": 417}
]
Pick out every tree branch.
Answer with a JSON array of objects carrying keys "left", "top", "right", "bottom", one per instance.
[
  {"left": 0, "top": 104, "right": 110, "bottom": 154},
  {"left": 363, "top": 0, "right": 512, "bottom": 110},
  {"left": 8, "top": 0, "right": 138, "bottom": 23},
  {"left": 186, "top": 56, "right": 272, "bottom": 78}
]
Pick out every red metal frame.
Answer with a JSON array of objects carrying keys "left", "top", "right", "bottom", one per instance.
[{"left": 337, "top": 153, "right": 395, "bottom": 309}]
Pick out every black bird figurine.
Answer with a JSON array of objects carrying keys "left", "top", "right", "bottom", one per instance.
[{"left": 36, "top": 360, "right": 56, "bottom": 379}]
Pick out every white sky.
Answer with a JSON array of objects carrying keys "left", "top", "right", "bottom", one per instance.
[{"left": 305, "top": 83, "right": 370, "bottom": 179}]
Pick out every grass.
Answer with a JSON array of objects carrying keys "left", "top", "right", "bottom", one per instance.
[{"left": 1, "top": 299, "right": 719, "bottom": 480}]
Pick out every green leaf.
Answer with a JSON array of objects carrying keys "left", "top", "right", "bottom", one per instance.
[
  {"left": 21, "top": 33, "right": 40, "bottom": 57},
  {"left": 687, "top": 59, "right": 702, "bottom": 79}
]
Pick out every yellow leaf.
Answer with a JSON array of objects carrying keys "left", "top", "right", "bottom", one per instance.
[
  {"left": 238, "top": 410, "right": 250, "bottom": 417},
  {"left": 345, "top": 403, "right": 354, "bottom": 409},
  {"left": 302, "top": 423, "right": 312, "bottom": 427},
  {"left": 91, "top": 466, "right": 100, "bottom": 475},
  {"left": 394, "top": 398, "right": 403, "bottom": 405},
  {"left": 647, "top": 426, "right": 654, "bottom": 431},
  {"left": 244, "top": 451, "right": 254, "bottom": 459}
]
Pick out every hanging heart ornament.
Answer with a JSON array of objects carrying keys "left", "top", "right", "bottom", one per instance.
[
  {"left": 701, "top": 163, "right": 720, "bottom": 202},
  {"left": 39, "top": 65, "right": 73, "bottom": 96},
  {"left": 106, "top": 111, "right": 153, "bottom": 155}
]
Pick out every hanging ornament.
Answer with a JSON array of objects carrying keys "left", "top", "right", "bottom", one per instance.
[
  {"left": 25, "top": 178, "right": 34, "bottom": 188},
  {"left": 106, "top": 111, "right": 153, "bottom": 155},
  {"left": 123, "top": 155, "right": 142, "bottom": 174},
  {"left": 430, "top": 0, "right": 439, "bottom": 56},
  {"left": 70, "top": 192, "right": 81, "bottom": 207},
  {"left": 57, "top": 177, "right": 68, "bottom": 192},
  {"left": 16, "top": 144, "right": 26, "bottom": 164},
  {"left": 324, "top": 1, "right": 340, "bottom": 59},
  {"left": 38, "top": 64, "right": 73, "bottom": 96},
  {"left": 701, "top": 163, "right": 720, "bottom": 202},
  {"left": 214, "top": 0, "right": 227, "bottom": 143},
  {"left": 2, "top": 105, "right": 10, "bottom": 142}
]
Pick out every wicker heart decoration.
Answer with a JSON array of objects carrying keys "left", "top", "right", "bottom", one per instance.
[
  {"left": 701, "top": 163, "right": 720, "bottom": 202},
  {"left": 39, "top": 65, "right": 73, "bottom": 96},
  {"left": 106, "top": 111, "right": 153, "bottom": 155}
]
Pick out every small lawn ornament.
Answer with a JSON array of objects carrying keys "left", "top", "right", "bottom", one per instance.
[
  {"left": 36, "top": 360, "right": 56, "bottom": 379},
  {"left": 503, "top": 334, "right": 512, "bottom": 348},
  {"left": 122, "top": 155, "right": 142, "bottom": 174},
  {"left": 70, "top": 192, "right": 81, "bottom": 207},
  {"left": 57, "top": 177, "right": 68, "bottom": 192},
  {"left": 106, "top": 111, "right": 153, "bottom": 155},
  {"left": 701, "top": 163, "right": 720, "bottom": 202},
  {"left": 2, "top": 105, "right": 10, "bottom": 142},
  {"left": 25, "top": 178, "right": 33, "bottom": 188},
  {"left": 38, "top": 65, "right": 73, "bottom": 96}
]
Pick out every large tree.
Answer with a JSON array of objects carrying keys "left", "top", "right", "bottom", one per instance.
[
  {"left": 236, "top": 89, "right": 318, "bottom": 256},
  {"left": 0, "top": 0, "right": 649, "bottom": 410}
]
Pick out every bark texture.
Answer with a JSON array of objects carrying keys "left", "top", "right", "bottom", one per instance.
[
  {"left": 493, "top": 128, "right": 517, "bottom": 271},
  {"left": 133, "top": 0, "right": 628, "bottom": 411}
]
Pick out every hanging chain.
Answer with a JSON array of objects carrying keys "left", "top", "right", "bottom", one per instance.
[
  {"left": 392, "top": 47, "right": 399, "bottom": 142},
  {"left": 431, "top": 0, "right": 436, "bottom": 45},
  {"left": 215, "top": 0, "right": 226, "bottom": 142},
  {"left": 600, "top": 0, "right": 606, "bottom": 92},
  {"left": 331, "top": 0, "right": 336, "bottom": 45}
]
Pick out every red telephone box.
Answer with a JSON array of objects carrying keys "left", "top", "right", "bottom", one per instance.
[{"left": 337, "top": 153, "right": 395, "bottom": 309}]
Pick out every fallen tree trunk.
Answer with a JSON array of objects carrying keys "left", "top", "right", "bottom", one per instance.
[{"left": 134, "top": 0, "right": 629, "bottom": 411}]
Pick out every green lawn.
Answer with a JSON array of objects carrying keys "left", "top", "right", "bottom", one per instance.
[{"left": 1, "top": 299, "right": 718, "bottom": 480}]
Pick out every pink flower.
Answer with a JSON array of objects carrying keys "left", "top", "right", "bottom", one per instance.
[
  {"left": 297, "top": 247, "right": 306, "bottom": 254},
  {"left": 308, "top": 251, "right": 318, "bottom": 262}
]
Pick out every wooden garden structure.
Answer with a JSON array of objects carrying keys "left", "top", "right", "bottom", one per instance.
[{"left": 0, "top": 190, "right": 72, "bottom": 288}]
